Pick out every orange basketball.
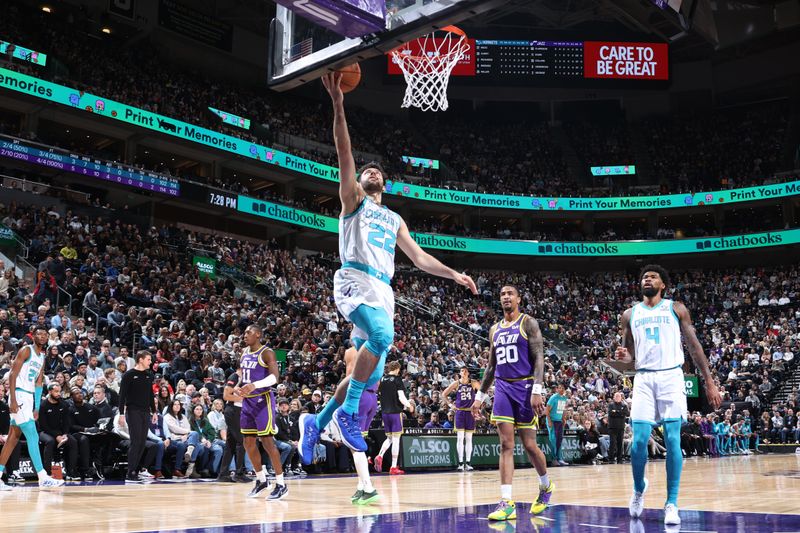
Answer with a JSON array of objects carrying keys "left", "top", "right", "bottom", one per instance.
[{"left": 335, "top": 63, "right": 361, "bottom": 93}]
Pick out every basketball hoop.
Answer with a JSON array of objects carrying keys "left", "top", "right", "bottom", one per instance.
[{"left": 389, "top": 26, "right": 469, "bottom": 112}]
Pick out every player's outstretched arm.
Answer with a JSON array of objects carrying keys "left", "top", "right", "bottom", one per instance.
[
  {"left": 612, "top": 308, "right": 636, "bottom": 371},
  {"left": 396, "top": 219, "right": 477, "bottom": 294},
  {"left": 321, "top": 73, "right": 360, "bottom": 215},
  {"left": 674, "top": 301, "right": 722, "bottom": 410},
  {"left": 524, "top": 316, "right": 546, "bottom": 415}
]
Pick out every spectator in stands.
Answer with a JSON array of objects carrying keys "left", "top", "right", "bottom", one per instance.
[
  {"left": 50, "top": 307, "right": 71, "bottom": 333},
  {"left": 147, "top": 412, "right": 179, "bottom": 479},
  {"left": 38, "top": 383, "right": 81, "bottom": 480},
  {"left": 188, "top": 404, "right": 223, "bottom": 478},
  {"left": 681, "top": 415, "right": 706, "bottom": 457},
  {"left": 112, "top": 410, "right": 159, "bottom": 481},
  {"left": 67, "top": 387, "right": 99, "bottom": 480},
  {"left": 320, "top": 419, "right": 351, "bottom": 474},
  {"left": 90, "top": 385, "right": 115, "bottom": 418},
  {"left": 607, "top": 391, "right": 628, "bottom": 464},
  {"left": 276, "top": 398, "right": 300, "bottom": 475},
  {"left": 424, "top": 412, "right": 443, "bottom": 429},
  {"left": 578, "top": 419, "right": 602, "bottom": 465}
]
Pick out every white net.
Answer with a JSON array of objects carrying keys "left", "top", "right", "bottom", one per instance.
[{"left": 390, "top": 26, "right": 469, "bottom": 112}]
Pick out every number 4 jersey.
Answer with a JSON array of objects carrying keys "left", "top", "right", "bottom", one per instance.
[
  {"left": 630, "top": 299, "right": 684, "bottom": 371},
  {"left": 334, "top": 196, "right": 401, "bottom": 322},
  {"left": 492, "top": 314, "right": 532, "bottom": 380}
]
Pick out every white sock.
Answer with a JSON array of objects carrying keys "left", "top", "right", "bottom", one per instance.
[
  {"left": 353, "top": 452, "right": 373, "bottom": 492},
  {"left": 378, "top": 436, "right": 392, "bottom": 459},
  {"left": 465, "top": 432, "right": 473, "bottom": 463},
  {"left": 363, "top": 477, "right": 374, "bottom": 492},
  {"left": 391, "top": 437, "right": 400, "bottom": 468},
  {"left": 37, "top": 470, "right": 48, "bottom": 480},
  {"left": 501, "top": 484, "right": 512, "bottom": 500},
  {"left": 539, "top": 474, "right": 550, "bottom": 488},
  {"left": 256, "top": 469, "right": 266, "bottom": 483},
  {"left": 457, "top": 431, "right": 465, "bottom": 463},
  {"left": 276, "top": 473, "right": 284, "bottom": 486}
]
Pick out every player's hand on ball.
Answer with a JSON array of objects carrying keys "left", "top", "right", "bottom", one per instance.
[
  {"left": 471, "top": 399, "right": 482, "bottom": 419},
  {"left": 614, "top": 346, "right": 632, "bottom": 364},
  {"left": 321, "top": 73, "right": 344, "bottom": 104},
  {"left": 454, "top": 272, "right": 479, "bottom": 295},
  {"left": 531, "top": 393, "right": 545, "bottom": 416},
  {"left": 705, "top": 382, "right": 722, "bottom": 410},
  {"left": 240, "top": 383, "right": 256, "bottom": 395}
]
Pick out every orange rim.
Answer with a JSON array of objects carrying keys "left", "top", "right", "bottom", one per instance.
[{"left": 389, "top": 25, "right": 467, "bottom": 59}]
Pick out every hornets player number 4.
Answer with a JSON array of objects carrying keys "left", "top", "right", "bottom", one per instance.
[
  {"left": 297, "top": 72, "right": 478, "bottom": 494},
  {"left": 614, "top": 265, "right": 721, "bottom": 527}
]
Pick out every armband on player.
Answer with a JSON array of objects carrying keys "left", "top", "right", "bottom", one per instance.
[
  {"left": 250, "top": 374, "right": 278, "bottom": 389},
  {"left": 531, "top": 384, "right": 543, "bottom": 396},
  {"left": 34, "top": 385, "right": 43, "bottom": 410},
  {"left": 475, "top": 391, "right": 486, "bottom": 403}
]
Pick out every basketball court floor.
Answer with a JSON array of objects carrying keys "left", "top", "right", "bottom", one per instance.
[{"left": 2, "top": 454, "right": 799, "bottom": 532}]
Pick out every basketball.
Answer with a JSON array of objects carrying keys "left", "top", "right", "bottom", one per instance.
[{"left": 335, "top": 63, "right": 361, "bottom": 93}]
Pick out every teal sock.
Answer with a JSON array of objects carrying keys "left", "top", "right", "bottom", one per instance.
[
  {"left": 342, "top": 378, "right": 366, "bottom": 415},
  {"left": 20, "top": 421, "right": 45, "bottom": 473},
  {"left": 0, "top": 464, "right": 5, "bottom": 474},
  {"left": 315, "top": 397, "right": 341, "bottom": 431},
  {"left": 631, "top": 421, "right": 651, "bottom": 494},
  {"left": 663, "top": 420, "right": 683, "bottom": 506}
]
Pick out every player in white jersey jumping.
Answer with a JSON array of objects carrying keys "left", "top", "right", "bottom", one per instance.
[
  {"left": 299, "top": 72, "right": 478, "bottom": 467},
  {"left": 615, "top": 265, "right": 721, "bottom": 526},
  {"left": 0, "top": 325, "right": 64, "bottom": 489}
]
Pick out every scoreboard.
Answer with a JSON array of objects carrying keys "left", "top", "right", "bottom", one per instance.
[
  {"left": 474, "top": 40, "right": 584, "bottom": 80},
  {"left": 388, "top": 39, "right": 669, "bottom": 85}
]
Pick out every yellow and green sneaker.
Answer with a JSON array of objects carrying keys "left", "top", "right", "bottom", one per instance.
[
  {"left": 351, "top": 489, "right": 364, "bottom": 503},
  {"left": 531, "top": 481, "right": 554, "bottom": 515},
  {"left": 488, "top": 499, "right": 517, "bottom": 521}
]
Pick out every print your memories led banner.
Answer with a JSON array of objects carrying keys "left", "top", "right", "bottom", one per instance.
[{"left": 2, "top": 67, "right": 798, "bottom": 213}]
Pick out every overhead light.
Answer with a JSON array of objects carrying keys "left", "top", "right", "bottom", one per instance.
[
  {"left": 42, "top": 6, "right": 52, "bottom": 13},
  {"left": 101, "top": 27, "right": 112, "bottom": 34}
]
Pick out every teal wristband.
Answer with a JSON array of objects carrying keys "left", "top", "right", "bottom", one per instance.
[{"left": 34, "top": 386, "right": 43, "bottom": 411}]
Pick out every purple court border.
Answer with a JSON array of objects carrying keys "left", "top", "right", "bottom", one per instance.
[{"left": 130, "top": 503, "right": 800, "bottom": 533}]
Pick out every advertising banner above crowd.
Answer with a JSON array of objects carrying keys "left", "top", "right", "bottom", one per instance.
[
  {"left": 1, "top": 67, "right": 798, "bottom": 213},
  {"left": 236, "top": 195, "right": 800, "bottom": 257}
]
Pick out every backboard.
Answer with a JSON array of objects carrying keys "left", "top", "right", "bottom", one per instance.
[{"left": 267, "top": 0, "right": 510, "bottom": 91}]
